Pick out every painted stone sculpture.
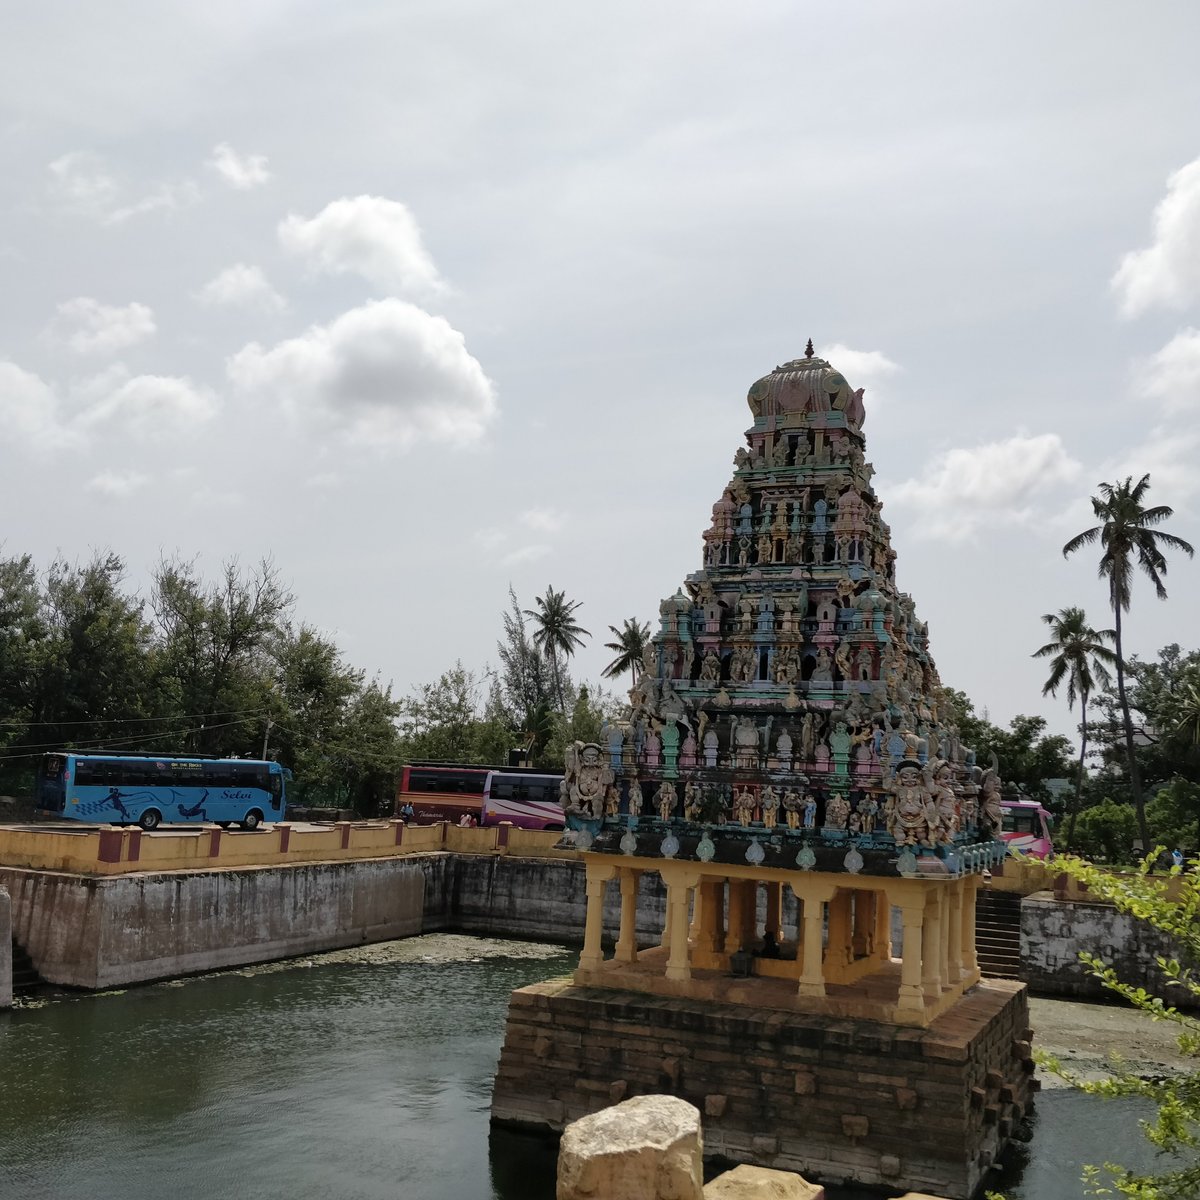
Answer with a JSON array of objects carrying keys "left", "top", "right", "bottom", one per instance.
[{"left": 561, "top": 342, "right": 1004, "bottom": 873}]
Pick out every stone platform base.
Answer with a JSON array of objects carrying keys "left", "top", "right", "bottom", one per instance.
[{"left": 491, "top": 978, "right": 1035, "bottom": 1200}]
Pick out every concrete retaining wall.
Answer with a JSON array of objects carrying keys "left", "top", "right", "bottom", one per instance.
[
  {"left": 0, "top": 887, "right": 11, "bottom": 1009},
  {"left": 1020, "top": 890, "right": 1193, "bottom": 1007},
  {"left": 1, "top": 858, "right": 425, "bottom": 989}
]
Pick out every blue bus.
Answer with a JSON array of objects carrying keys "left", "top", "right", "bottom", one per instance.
[{"left": 35, "top": 752, "right": 290, "bottom": 831}]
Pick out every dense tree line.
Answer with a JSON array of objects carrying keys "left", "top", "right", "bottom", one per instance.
[{"left": 0, "top": 552, "right": 401, "bottom": 813}]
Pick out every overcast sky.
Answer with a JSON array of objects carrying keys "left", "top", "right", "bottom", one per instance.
[{"left": 2, "top": 2, "right": 1199, "bottom": 742}]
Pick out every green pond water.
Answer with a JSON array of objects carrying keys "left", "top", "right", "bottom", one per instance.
[{"left": 0, "top": 936, "right": 1170, "bottom": 1200}]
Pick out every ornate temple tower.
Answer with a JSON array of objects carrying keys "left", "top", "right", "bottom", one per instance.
[{"left": 493, "top": 346, "right": 1034, "bottom": 1199}]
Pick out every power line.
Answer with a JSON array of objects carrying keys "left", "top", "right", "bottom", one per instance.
[
  {"left": 0, "top": 706, "right": 269, "bottom": 729},
  {"left": 0, "top": 716, "right": 266, "bottom": 761}
]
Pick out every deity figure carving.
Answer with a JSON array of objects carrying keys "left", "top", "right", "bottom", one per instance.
[
  {"left": 702, "top": 728, "right": 719, "bottom": 767},
  {"left": 835, "top": 570, "right": 856, "bottom": 608},
  {"left": 699, "top": 649, "right": 722, "bottom": 684},
  {"left": 883, "top": 759, "right": 937, "bottom": 848},
  {"left": 679, "top": 730, "right": 698, "bottom": 768},
  {"left": 642, "top": 726, "right": 661, "bottom": 767},
  {"left": 604, "top": 783, "right": 621, "bottom": 818},
  {"left": 775, "top": 729, "right": 793, "bottom": 769},
  {"left": 784, "top": 533, "right": 802, "bottom": 564},
  {"left": 734, "top": 716, "right": 760, "bottom": 768},
  {"left": 858, "top": 795, "right": 879, "bottom": 833},
  {"left": 835, "top": 637, "right": 853, "bottom": 680},
  {"left": 811, "top": 647, "right": 834, "bottom": 683},
  {"left": 737, "top": 536, "right": 750, "bottom": 566},
  {"left": 760, "top": 785, "right": 780, "bottom": 830},
  {"left": 824, "top": 792, "right": 850, "bottom": 831},
  {"left": 776, "top": 595, "right": 794, "bottom": 632},
  {"left": 802, "top": 793, "right": 818, "bottom": 828},
  {"left": 562, "top": 742, "right": 613, "bottom": 819},
  {"left": 828, "top": 721, "right": 852, "bottom": 775},
  {"left": 656, "top": 781, "right": 678, "bottom": 823},
  {"left": 756, "top": 533, "right": 773, "bottom": 564},
  {"left": 684, "top": 779, "right": 702, "bottom": 822},
  {"left": 738, "top": 595, "right": 755, "bottom": 632},
  {"left": 929, "top": 758, "right": 959, "bottom": 845},
  {"left": 773, "top": 645, "right": 799, "bottom": 685},
  {"left": 800, "top": 711, "right": 817, "bottom": 761},
  {"left": 979, "top": 756, "right": 1004, "bottom": 837},
  {"left": 783, "top": 788, "right": 803, "bottom": 829},
  {"left": 733, "top": 786, "right": 756, "bottom": 826},
  {"left": 770, "top": 435, "right": 790, "bottom": 468},
  {"left": 734, "top": 447, "right": 750, "bottom": 469},
  {"left": 855, "top": 644, "right": 874, "bottom": 681},
  {"left": 602, "top": 719, "right": 625, "bottom": 771},
  {"left": 713, "top": 686, "right": 732, "bottom": 709},
  {"left": 627, "top": 778, "right": 644, "bottom": 818}
]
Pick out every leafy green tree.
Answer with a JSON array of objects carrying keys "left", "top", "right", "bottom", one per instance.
[
  {"left": 1043, "top": 850, "right": 1200, "bottom": 1198},
  {"left": 602, "top": 618, "right": 651, "bottom": 688},
  {"left": 1147, "top": 778, "right": 1200, "bottom": 856},
  {"left": 1064, "top": 474, "right": 1195, "bottom": 850},
  {"left": 524, "top": 586, "right": 590, "bottom": 713},
  {"left": 496, "top": 586, "right": 556, "bottom": 753},
  {"left": 1033, "top": 607, "right": 1117, "bottom": 848},
  {"left": 333, "top": 681, "right": 404, "bottom": 816},
  {"left": 1072, "top": 799, "right": 1141, "bottom": 863}
]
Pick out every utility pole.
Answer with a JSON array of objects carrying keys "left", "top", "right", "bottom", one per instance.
[{"left": 261, "top": 716, "right": 274, "bottom": 760}]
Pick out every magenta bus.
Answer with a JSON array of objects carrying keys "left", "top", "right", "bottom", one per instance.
[
  {"left": 1000, "top": 799, "right": 1054, "bottom": 860},
  {"left": 480, "top": 769, "right": 564, "bottom": 831}
]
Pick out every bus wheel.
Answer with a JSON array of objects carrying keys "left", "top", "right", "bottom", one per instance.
[
  {"left": 241, "top": 810, "right": 263, "bottom": 831},
  {"left": 138, "top": 809, "right": 162, "bottom": 832}
]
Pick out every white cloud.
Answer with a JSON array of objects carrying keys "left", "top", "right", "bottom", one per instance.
[
  {"left": 196, "top": 263, "right": 286, "bottom": 313},
  {"left": 207, "top": 143, "right": 271, "bottom": 190},
  {"left": 278, "top": 196, "right": 444, "bottom": 296},
  {"left": 889, "top": 432, "right": 1082, "bottom": 539},
  {"left": 77, "top": 369, "right": 218, "bottom": 437},
  {"left": 520, "top": 507, "right": 566, "bottom": 533},
  {"left": 47, "top": 152, "right": 119, "bottom": 215},
  {"left": 1112, "top": 157, "right": 1200, "bottom": 317},
  {"left": 227, "top": 298, "right": 496, "bottom": 448},
  {"left": 1137, "top": 327, "right": 1200, "bottom": 414},
  {"left": 0, "top": 361, "right": 64, "bottom": 449},
  {"left": 501, "top": 544, "right": 551, "bottom": 566},
  {"left": 47, "top": 152, "right": 199, "bottom": 224},
  {"left": 87, "top": 470, "right": 149, "bottom": 498},
  {"left": 49, "top": 297, "right": 156, "bottom": 354},
  {"left": 823, "top": 343, "right": 901, "bottom": 396},
  {"left": 105, "top": 180, "right": 200, "bottom": 225}
]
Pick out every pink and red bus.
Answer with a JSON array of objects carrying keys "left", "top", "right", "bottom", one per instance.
[
  {"left": 999, "top": 799, "right": 1054, "bottom": 860},
  {"left": 395, "top": 762, "right": 563, "bottom": 830}
]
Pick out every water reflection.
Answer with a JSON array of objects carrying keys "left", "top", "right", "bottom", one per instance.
[{"left": 0, "top": 944, "right": 1173, "bottom": 1200}]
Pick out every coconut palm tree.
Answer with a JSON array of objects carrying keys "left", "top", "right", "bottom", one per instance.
[
  {"left": 602, "top": 618, "right": 651, "bottom": 688},
  {"left": 1063, "top": 475, "right": 1194, "bottom": 851},
  {"left": 1033, "top": 607, "right": 1117, "bottom": 850},
  {"left": 523, "top": 587, "right": 590, "bottom": 713}
]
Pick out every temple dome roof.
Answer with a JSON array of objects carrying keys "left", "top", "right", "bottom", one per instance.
[{"left": 746, "top": 341, "right": 866, "bottom": 428}]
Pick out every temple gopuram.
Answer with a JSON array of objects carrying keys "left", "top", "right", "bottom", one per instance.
[{"left": 492, "top": 345, "right": 1035, "bottom": 1200}]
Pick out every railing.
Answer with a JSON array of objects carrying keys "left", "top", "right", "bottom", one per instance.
[{"left": 0, "top": 820, "right": 577, "bottom": 876}]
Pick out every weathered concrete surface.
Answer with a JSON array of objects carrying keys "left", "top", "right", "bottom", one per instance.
[
  {"left": 704, "top": 1164, "right": 825, "bottom": 1199},
  {"left": 557, "top": 1095, "right": 704, "bottom": 1200},
  {"left": 0, "top": 887, "right": 11, "bottom": 1009},
  {"left": 1020, "top": 891, "right": 1194, "bottom": 1007},
  {"left": 0, "top": 858, "right": 425, "bottom": 989}
]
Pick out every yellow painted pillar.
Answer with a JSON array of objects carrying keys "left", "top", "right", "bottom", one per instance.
[
  {"left": 725, "top": 879, "right": 746, "bottom": 954},
  {"left": 665, "top": 870, "right": 700, "bottom": 982},
  {"left": 922, "top": 889, "right": 944, "bottom": 999},
  {"left": 695, "top": 880, "right": 725, "bottom": 954},
  {"left": 614, "top": 868, "right": 641, "bottom": 963},
  {"left": 579, "top": 860, "right": 617, "bottom": 971},
  {"left": 946, "top": 879, "right": 964, "bottom": 985},
  {"left": 797, "top": 893, "right": 827, "bottom": 998},
  {"left": 765, "top": 881, "right": 784, "bottom": 943},
  {"left": 851, "top": 890, "right": 875, "bottom": 959},
  {"left": 897, "top": 893, "right": 925, "bottom": 1016},
  {"left": 962, "top": 875, "right": 981, "bottom": 981},
  {"left": 827, "top": 890, "right": 853, "bottom": 968},
  {"left": 742, "top": 880, "right": 760, "bottom": 947},
  {"left": 938, "top": 887, "right": 951, "bottom": 990},
  {"left": 874, "top": 892, "right": 892, "bottom": 962}
]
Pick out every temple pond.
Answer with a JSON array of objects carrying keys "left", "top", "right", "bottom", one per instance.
[{"left": 0, "top": 936, "right": 1171, "bottom": 1200}]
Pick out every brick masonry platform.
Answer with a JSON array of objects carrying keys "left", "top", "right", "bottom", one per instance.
[{"left": 491, "top": 978, "right": 1035, "bottom": 1200}]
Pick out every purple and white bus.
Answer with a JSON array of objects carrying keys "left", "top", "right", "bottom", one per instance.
[{"left": 480, "top": 769, "right": 564, "bottom": 831}]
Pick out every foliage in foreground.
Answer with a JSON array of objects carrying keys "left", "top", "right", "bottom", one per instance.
[{"left": 1040, "top": 851, "right": 1200, "bottom": 1198}]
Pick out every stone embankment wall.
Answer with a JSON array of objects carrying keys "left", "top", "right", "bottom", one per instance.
[
  {"left": 1, "top": 859, "right": 425, "bottom": 989},
  {"left": 1020, "top": 890, "right": 1194, "bottom": 1007},
  {"left": 0, "top": 887, "right": 11, "bottom": 1009}
]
